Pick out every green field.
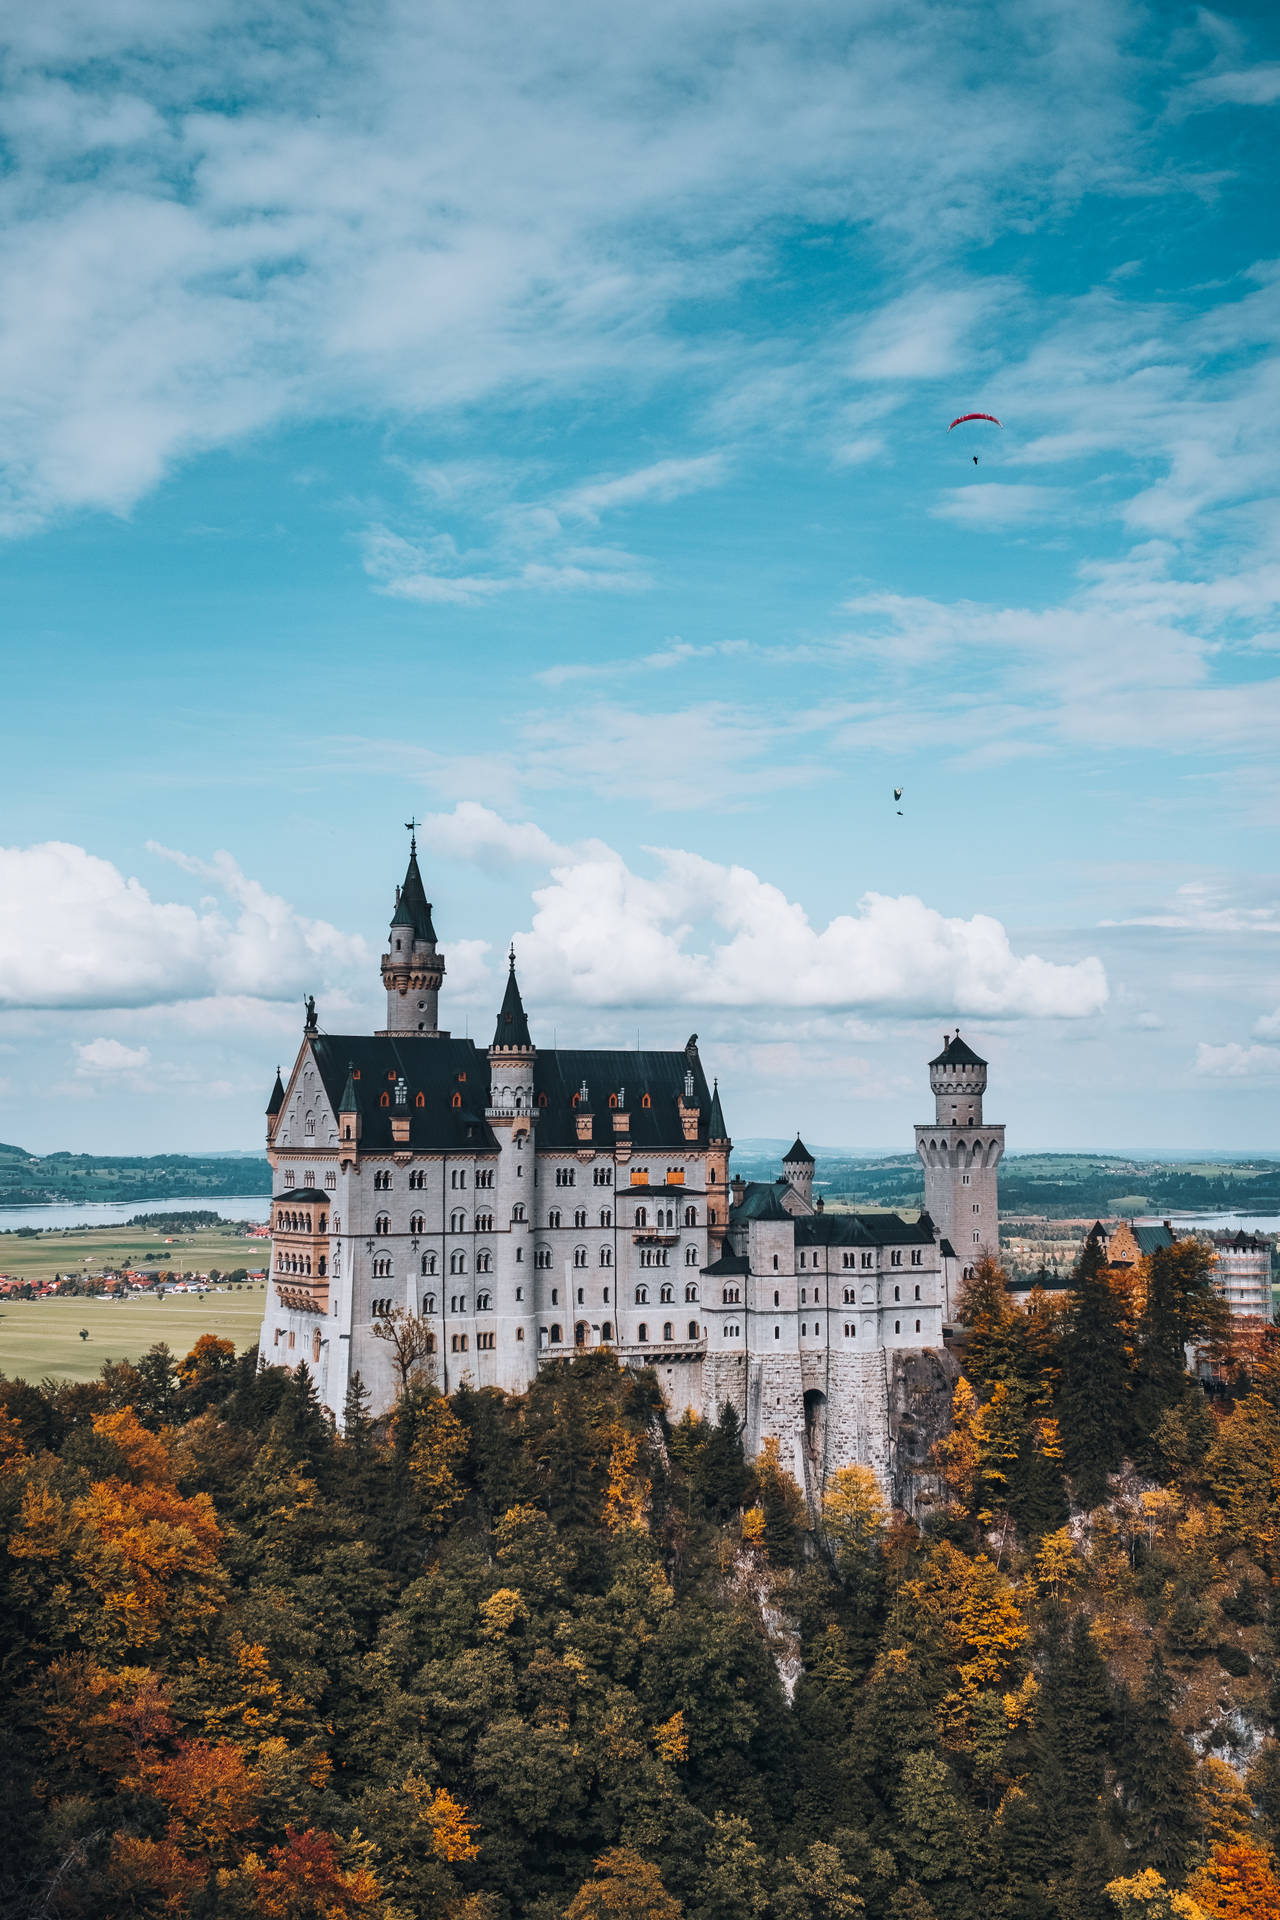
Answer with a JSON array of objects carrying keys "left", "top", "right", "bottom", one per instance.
[
  {"left": 0, "top": 1222, "right": 265, "bottom": 1289},
  {"left": 0, "top": 1287, "right": 268, "bottom": 1382}
]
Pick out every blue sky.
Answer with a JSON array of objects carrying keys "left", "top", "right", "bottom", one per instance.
[{"left": 2, "top": 0, "right": 1280, "bottom": 1156}]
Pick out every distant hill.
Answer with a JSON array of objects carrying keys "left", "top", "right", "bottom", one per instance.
[{"left": 0, "top": 1145, "right": 271, "bottom": 1209}]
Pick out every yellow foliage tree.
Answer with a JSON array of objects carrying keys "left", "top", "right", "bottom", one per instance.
[
  {"left": 564, "top": 1846, "right": 683, "bottom": 1920},
  {"left": 403, "top": 1392, "right": 468, "bottom": 1528},
  {"left": 603, "top": 1425, "right": 650, "bottom": 1533},
  {"left": 1189, "top": 1839, "right": 1280, "bottom": 1920},
  {"left": 1106, "top": 1868, "right": 1206, "bottom": 1919},
  {"left": 932, "top": 1375, "right": 980, "bottom": 1509},
  {"left": 901, "top": 1541, "right": 1028, "bottom": 1691},
  {"left": 822, "top": 1464, "right": 888, "bottom": 1565}
]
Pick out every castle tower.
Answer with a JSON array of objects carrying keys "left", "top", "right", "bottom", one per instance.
[
  {"left": 781, "top": 1135, "right": 815, "bottom": 1211},
  {"left": 377, "top": 830, "right": 446, "bottom": 1037},
  {"left": 914, "top": 1032, "right": 1004, "bottom": 1313},
  {"left": 487, "top": 949, "right": 539, "bottom": 1386}
]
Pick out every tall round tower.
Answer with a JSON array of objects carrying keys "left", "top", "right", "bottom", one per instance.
[
  {"left": 914, "top": 1031, "right": 1004, "bottom": 1313},
  {"left": 377, "top": 831, "right": 447, "bottom": 1037}
]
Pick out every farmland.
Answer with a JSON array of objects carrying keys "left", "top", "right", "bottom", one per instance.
[{"left": 0, "top": 1286, "right": 267, "bottom": 1382}]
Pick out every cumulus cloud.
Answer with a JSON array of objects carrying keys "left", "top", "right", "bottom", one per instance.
[
  {"left": 513, "top": 840, "right": 1107, "bottom": 1017},
  {"left": 74, "top": 1037, "right": 150, "bottom": 1074},
  {"left": 1195, "top": 1042, "right": 1280, "bottom": 1078},
  {"left": 1254, "top": 1008, "right": 1280, "bottom": 1040},
  {"left": 0, "top": 841, "right": 366, "bottom": 1011},
  {"left": 421, "top": 802, "right": 571, "bottom": 869}
]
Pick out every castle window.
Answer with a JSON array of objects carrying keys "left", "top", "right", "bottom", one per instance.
[
  {"left": 635, "top": 1207, "right": 647, "bottom": 1228},
  {"left": 636, "top": 1286, "right": 648, "bottom": 1305},
  {"left": 709, "top": 1168, "right": 716, "bottom": 1183},
  {"left": 512, "top": 1204, "right": 526, "bottom": 1223},
  {"left": 599, "top": 1208, "right": 612, "bottom": 1227},
  {"left": 894, "top": 1320, "right": 900, "bottom": 1334},
  {"left": 318, "top": 1256, "right": 327, "bottom": 1275},
  {"left": 891, "top": 1251, "right": 902, "bottom": 1267},
  {"left": 548, "top": 1208, "right": 561, "bottom": 1229},
  {"left": 476, "top": 1251, "right": 492, "bottom": 1274},
  {"left": 374, "top": 1213, "right": 390, "bottom": 1235},
  {"left": 801, "top": 1323, "right": 806, "bottom": 1336},
  {"left": 911, "top": 1250, "right": 923, "bottom": 1265},
  {"left": 285, "top": 1170, "right": 295, "bottom": 1186},
  {"left": 688, "top": 1321, "right": 698, "bottom": 1339},
  {"left": 962, "top": 1174, "right": 970, "bottom": 1186},
  {"left": 800, "top": 1287, "right": 806, "bottom": 1303},
  {"left": 772, "top": 1255, "right": 779, "bottom": 1271},
  {"left": 601, "top": 1322, "right": 613, "bottom": 1342},
  {"left": 685, "top": 1283, "right": 698, "bottom": 1303},
  {"left": 637, "top": 1322, "right": 647, "bottom": 1342},
  {"left": 914, "top": 1284, "right": 920, "bottom": 1300},
  {"left": 574, "top": 1209, "right": 586, "bottom": 1228},
  {"left": 380, "top": 1093, "right": 390, "bottom": 1108},
  {"left": 451, "top": 1093, "right": 462, "bottom": 1108},
  {"left": 710, "top": 1209, "right": 718, "bottom": 1225},
  {"left": 476, "top": 1211, "right": 493, "bottom": 1232},
  {"left": 973, "top": 1232, "right": 981, "bottom": 1243},
  {"left": 660, "top": 1283, "right": 673, "bottom": 1304},
  {"left": 410, "top": 1213, "right": 424, "bottom": 1234},
  {"left": 685, "top": 1246, "right": 697, "bottom": 1266},
  {"left": 663, "top": 1322, "right": 673, "bottom": 1342},
  {"left": 535, "top": 1248, "right": 551, "bottom": 1269},
  {"left": 915, "top": 1319, "right": 921, "bottom": 1333},
  {"left": 594, "top": 1167, "right": 613, "bottom": 1187},
  {"left": 684, "top": 1206, "right": 696, "bottom": 1227},
  {"left": 609, "top": 1094, "right": 618, "bottom": 1109},
  {"left": 641, "top": 1093, "right": 651, "bottom": 1109},
  {"left": 450, "top": 1251, "right": 466, "bottom": 1274},
  {"left": 573, "top": 1245, "right": 587, "bottom": 1269},
  {"left": 600, "top": 1247, "right": 612, "bottom": 1267},
  {"left": 476, "top": 1291, "right": 492, "bottom": 1312},
  {"left": 450, "top": 1210, "right": 466, "bottom": 1233},
  {"left": 422, "top": 1253, "right": 436, "bottom": 1276},
  {"left": 862, "top": 1252, "right": 872, "bottom": 1268},
  {"left": 774, "top": 1291, "right": 780, "bottom": 1307},
  {"left": 325, "top": 1171, "right": 336, "bottom": 1189},
  {"left": 477, "top": 1331, "right": 496, "bottom": 1350},
  {"left": 576, "top": 1287, "right": 584, "bottom": 1305},
  {"left": 537, "top": 1092, "right": 548, "bottom": 1107},
  {"left": 972, "top": 1203, "right": 981, "bottom": 1214},
  {"left": 516, "top": 1327, "right": 525, "bottom": 1341},
  {"left": 894, "top": 1286, "right": 900, "bottom": 1301},
  {"left": 423, "top": 1291, "right": 436, "bottom": 1312},
  {"left": 305, "top": 1115, "right": 315, "bottom": 1137},
  {"left": 774, "top": 1325, "right": 780, "bottom": 1340},
  {"left": 476, "top": 1169, "right": 494, "bottom": 1189}
]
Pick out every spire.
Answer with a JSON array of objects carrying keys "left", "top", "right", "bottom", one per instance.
[
  {"left": 783, "top": 1134, "right": 814, "bottom": 1165},
  {"left": 491, "top": 946, "right": 532, "bottom": 1051},
  {"left": 339, "top": 1062, "right": 359, "bottom": 1113},
  {"left": 707, "top": 1077, "right": 728, "bottom": 1141},
  {"left": 391, "top": 838, "right": 437, "bottom": 943},
  {"left": 266, "top": 1067, "right": 285, "bottom": 1117}
]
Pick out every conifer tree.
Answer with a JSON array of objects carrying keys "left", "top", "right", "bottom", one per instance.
[
  {"left": 1059, "top": 1235, "right": 1131, "bottom": 1506},
  {"left": 1122, "top": 1650, "right": 1198, "bottom": 1879}
]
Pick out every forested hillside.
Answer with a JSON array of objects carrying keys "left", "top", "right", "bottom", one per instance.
[
  {"left": 2, "top": 1237, "right": 1279, "bottom": 1918},
  {"left": 0, "top": 1142, "right": 270, "bottom": 1208}
]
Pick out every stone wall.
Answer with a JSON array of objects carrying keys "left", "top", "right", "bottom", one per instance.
[{"left": 887, "top": 1346, "right": 960, "bottom": 1515}]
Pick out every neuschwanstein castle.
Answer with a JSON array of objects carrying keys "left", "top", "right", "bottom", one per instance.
[{"left": 259, "top": 838, "right": 1004, "bottom": 1492}]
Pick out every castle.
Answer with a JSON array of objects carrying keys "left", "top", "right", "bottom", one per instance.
[{"left": 259, "top": 837, "right": 1004, "bottom": 1493}]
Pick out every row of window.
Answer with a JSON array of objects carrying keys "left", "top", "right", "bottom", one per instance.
[{"left": 282, "top": 1171, "right": 337, "bottom": 1190}]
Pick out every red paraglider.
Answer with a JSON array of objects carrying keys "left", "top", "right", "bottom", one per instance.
[{"left": 947, "top": 413, "right": 1002, "bottom": 430}]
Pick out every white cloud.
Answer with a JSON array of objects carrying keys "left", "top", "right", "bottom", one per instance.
[
  {"left": 1113, "top": 883, "right": 1280, "bottom": 934},
  {"left": 849, "top": 286, "right": 1001, "bottom": 381},
  {"left": 513, "top": 839, "right": 1107, "bottom": 1018},
  {"left": 1195, "top": 1042, "right": 1280, "bottom": 1078},
  {"left": 1254, "top": 1008, "right": 1280, "bottom": 1040},
  {"left": 931, "top": 484, "right": 1063, "bottom": 529},
  {"left": 557, "top": 455, "right": 728, "bottom": 524},
  {"left": 74, "top": 1037, "right": 150, "bottom": 1075},
  {"left": 421, "top": 802, "right": 570, "bottom": 869},
  {"left": 1182, "top": 65, "right": 1280, "bottom": 108},
  {"left": 361, "top": 525, "right": 651, "bottom": 604},
  {"left": 0, "top": 840, "right": 366, "bottom": 1011}
]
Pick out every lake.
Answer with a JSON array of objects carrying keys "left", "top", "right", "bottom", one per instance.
[
  {"left": 1134, "top": 1212, "right": 1280, "bottom": 1236},
  {"left": 0, "top": 1195, "right": 270, "bottom": 1233}
]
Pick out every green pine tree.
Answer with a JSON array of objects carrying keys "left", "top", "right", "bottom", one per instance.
[{"left": 1058, "top": 1236, "right": 1131, "bottom": 1507}]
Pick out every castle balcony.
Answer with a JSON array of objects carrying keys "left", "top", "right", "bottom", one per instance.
[
  {"left": 632, "top": 1231, "right": 680, "bottom": 1247},
  {"left": 274, "top": 1278, "right": 328, "bottom": 1315}
]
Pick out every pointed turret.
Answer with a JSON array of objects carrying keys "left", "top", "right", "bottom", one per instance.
[
  {"left": 707, "top": 1077, "right": 728, "bottom": 1142},
  {"left": 781, "top": 1132, "right": 814, "bottom": 1209},
  {"left": 267, "top": 1067, "right": 285, "bottom": 1118},
  {"left": 339, "top": 1062, "right": 359, "bottom": 1114},
  {"left": 338, "top": 1060, "right": 361, "bottom": 1161},
  {"left": 783, "top": 1134, "right": 813, "bottom": 1166},
  {"left": 492, "top": 947, "right": 533, "bottom": 1052},
  {"left": 379, "top": 824, "right": 447, "bottom": 1037}
]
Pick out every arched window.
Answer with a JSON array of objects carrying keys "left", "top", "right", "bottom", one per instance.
[
  {"left": 512, "top": 1203, "right": 526, "bottom": 1223},
  {"left": 373, "top": 1253, "right": 392, "bottom": 1278},
  {"left": 374, "top": 1213, "right": 390, "bottom": 1235},
  {"left": 660, "top": 1283, "right": 673, "bottom": 1304},
  {"left": 709, "top": 1209, "right": 718, "bottom": 1225},
  {"left": 450, "top": 1251, "right": 467, "bottom": 1274},
  {"left": 685, "top": 1246, "right": 698, "bottom": 1266},
  {"left": 415, "top": 1091, "right": 425, "bottom": 1108},
  {"left": 609, "top": 1093, "right": 618, "bottom": 1109},
  {"left": 637, "top": 1322, "right": 648, "bottom": 1342},
  {"left": 684, "top": 1206, "right": 696, "bottom": 1227},
  {"left": 410, "top": 1213, "right": 425, "bottom": 1234},
  {"left": 317, "top": 1256, "right": 327, "bottom": 1276},
  {"left": 894, "top": 1320, "right": 901, "bottom": 1334},
  {"left": 601, "top": 1321, "right": 613, "bottom": 1343},
  {"left": 574, "top": 1208, "right": 586, "bottom": 1228},
  {"left": 317, "top": 1213, "right": 327, "bottom": 1233},
  {"left": 535, "top": 1247, "right": 552, "bottom": 1269},
  {"left": 599, "top": 1208, "right": 612, "bottom": 1227},
  {"left": 425, "top": 1332, "right": 436, "bottom": 1354},
  {"left": 476, "top": 1291, "right": 492, "bottom": 1312},
  {"left": 476, "top": 1250, "right": 492, "bottom": 1273},
  {"left": 685, "top": 1283, "right": 698, "bottom": 1303},
  {"left": 894, "top": 1285, "right": 900, "bottom": 1301},
  {"left": 663, "top": 1322, "right": 673, "bottom": 1342},
  {"left": 450, "top": 1209, "right": 466, "bottom": 1233},
  {"left": 537, "top": 1091, "right": 548, "bottom": 1107},
  {"left": 423, "top": 1292, "right": 436, "bottom": 1313},
  {"left": 772, "top": 1254, "right": 779, "bottom": 1271},
  {"left": 914, "top": 1284, "right": 921, "bottom": 1300},
  {"left": 421, "top": 1252, "right": 436, "bottom": 1275},
  {"left": 380, "top": 1092, "right": 390, "bottom": 1108},
  {"left": 641, "top": 1093, "right": 651, "bottom": 1109},
  {"left": 550, "top": 1323, "right": 562, "bottom": 1344},
  {"left": 635, "top": 1285, "right": 649, "bottom": 1305},
  {"left": 305, "top": 1115, "right": 315, "bottom": 1136},
  {"left": 635, "top": 1207, "right": 647, "bottom": 1227},
  {"left": 548, "top": 1208, "right": 561, "bottom": 1229},
  {"left": 451, "top": 1092, "right": 462, "bottom": 1109},
  {"left": 688, "top": 1321, "right": 698, "bottom": 1340},
  {"left": 915, "top": 1319, "right": 921, "bottom": 1334},
  {"left": 599, "top": 1247, "right": 612, "bottom": 1267},
  {"left": 573, "top": 1246, "right": 587, "bottom": 1268}
]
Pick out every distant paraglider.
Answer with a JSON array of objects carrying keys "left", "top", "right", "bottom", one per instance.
[
  {"left": 948, "top": 412, "right": 1002, "bottom": 466},
  {"left": 894, "top": 786, "right": 904, "bottom": 816}
]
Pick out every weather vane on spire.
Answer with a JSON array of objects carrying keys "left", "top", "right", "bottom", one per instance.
[
  {"left": 508, "top": 942, "right": 517, "bottom": 970},
  {"left": 404, "top": 816, "right": 420, "bottom": 855}
]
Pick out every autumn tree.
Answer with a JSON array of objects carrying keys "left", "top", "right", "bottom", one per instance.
[
  {"left": 566, "top": 1846, "right": 682, "bottom": 1920},
  {"left": 1189, "top": 1839, "right": 1280, "bottom": 1920},
  {"left": 372, "top": 1305, "right": 437, "bottom": 1394}
]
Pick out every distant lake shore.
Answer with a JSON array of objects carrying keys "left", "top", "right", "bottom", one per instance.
[{"left": 0, "top": 1196, "right": 271, "bottom": 1233}]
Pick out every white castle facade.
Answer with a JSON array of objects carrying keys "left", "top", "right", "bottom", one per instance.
[{"left": 259, "top": 839, "right": 1003, "bottom": 1493}]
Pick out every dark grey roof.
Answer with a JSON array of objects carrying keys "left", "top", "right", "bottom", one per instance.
[
  {"left": 1132, "top": 1223, "right": 1176, "bottom": 1256},
  {"left": 731, "top": 1182, "right": 792, "bottom": 1223},
  {"left": 275, "top": 1187, "right": 330, "bottom": 1205},
  {"left": 266, "top": 1069, "right": 285, "bottom": 1117},
  {"left": 703, "top": 1251, "right": 750, "bottom": 1277},
  {"left": 707, "top": 1079, "right": 729, "bottom": 1141},
  {"left": 794, "top": 1210, "right": 936, "bottom": 1248},
  {"left": 929, "top": 1031, "right": 987, "bottom": 1069},
  {"left": 783, "top": 1135, "right": 814, "bottom": 1164},
  {"left": 307, "top": 1035, "right": 500, "bottom": 1155},
  {"left": 492, "top": 954, "right": 532, "bottom": 1051},
  {"left": 532, "top": 1049, "right": 716, "bottom": 1152},
  {"left": 390, "top": 847, "right": 437, "bottom": 943}
]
